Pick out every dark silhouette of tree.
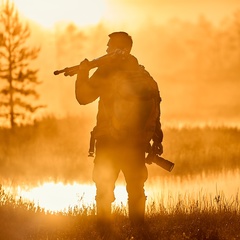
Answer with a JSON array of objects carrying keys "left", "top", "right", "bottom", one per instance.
[{"left": 0, "top": 0, "right": 45, "bottom": 128}]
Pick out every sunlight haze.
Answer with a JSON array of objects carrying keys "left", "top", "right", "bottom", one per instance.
[
  {"left": 11, "top": 0, "right": 240, "bottom": 29},
  {"left": 1, "top": 1, "right": 240, "bottom": 235},
  {"left": 12, "top": 0, "right": 107, "bottom": 28},
  {"left": 3, "top": 0, "right": 240, "bottom": 126}
]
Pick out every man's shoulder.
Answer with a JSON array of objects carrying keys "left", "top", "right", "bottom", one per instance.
[{"left": 125, "top": 54, "right": 139, "bottom": 68}]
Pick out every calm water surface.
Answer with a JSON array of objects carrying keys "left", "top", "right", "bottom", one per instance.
[{"left": 4, "top": 169, "right": 240, "bottom": 213}]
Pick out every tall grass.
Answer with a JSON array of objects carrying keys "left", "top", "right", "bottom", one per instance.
[
  {"left": 0, "top": 116, "right": 92, "bottom": 183},
  {"left": 0, "top": 116, "right": 240, "bottom": 239},
  {"left": 0, "top": 184, "right": 239, "bottom": 240},
  {"left": 0, "top": 116, "right": 239, "bottom": 183},
  {"left": 161, "top": 125, "right": 240, "bottom": 176}
]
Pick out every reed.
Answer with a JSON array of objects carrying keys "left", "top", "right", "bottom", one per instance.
[
  {"left": 0, "top": 116, "right": 240, "bottom": 239},
  {"left": 0, "top": 116, "right": 239, "bottom": 182},
  {"left": 0, "top": 184, "right": 239, "bottom": 239}
]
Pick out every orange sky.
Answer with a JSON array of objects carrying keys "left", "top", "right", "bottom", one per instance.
[
  {"left": 10, "top": 0, "right": 240, "bottom": 29},
  {"left": 2, "top": 0, "right": 240, "bottom": 126}
]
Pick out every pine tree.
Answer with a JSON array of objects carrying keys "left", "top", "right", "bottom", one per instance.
[{"left": 0, "top": 0, "right": 45, "bottom": 128}]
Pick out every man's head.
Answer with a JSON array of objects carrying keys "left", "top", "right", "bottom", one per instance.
[{"left": 107, "top": 31, "right": 133, "bottom": 54}]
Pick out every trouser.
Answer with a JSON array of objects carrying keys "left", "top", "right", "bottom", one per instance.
[{"left": 92, "top": 136, "right": 148, "bottom": 225}]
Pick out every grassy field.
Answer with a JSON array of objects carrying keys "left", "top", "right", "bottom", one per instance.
[
  {"left": 0, "top": 183, "right": 239, "bottom": 240},
  {"left": 0, "top": 116, "right": 239, "bottom": 182},
  {"left": 0, "top": 116, "right": 240, "bottom": 239}
]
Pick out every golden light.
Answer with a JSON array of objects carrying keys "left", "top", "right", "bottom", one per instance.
[
  {"left": 12, "top": 169, "right": 240, "bottom": 213},
  {"left": 18, "top": 182, "right": 96, "bottom": 212},
  {"left": 16, "top": 182, "right": 129, "bottom": 212},
  {"left": 12, "top": 0, "right": 107, "bottom": 28}
]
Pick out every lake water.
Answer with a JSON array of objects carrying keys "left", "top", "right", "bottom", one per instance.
[{"left": 3, "top": 169, "right": 240, "bottom": 213}]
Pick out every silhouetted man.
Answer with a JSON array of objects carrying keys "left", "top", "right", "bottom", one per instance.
[{"left": 75, "top": 32, "right": 163, "bottom": 227}]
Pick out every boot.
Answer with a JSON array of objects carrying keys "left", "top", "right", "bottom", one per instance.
[
  {"left": 95, "top": 200, "right": 113, "bottom": 238},
  {"left": 96, "top": 200, "right": 112, "bottom": 221},
  {"left": 128, "top": 197, "right": 146, "bottom": 226}
]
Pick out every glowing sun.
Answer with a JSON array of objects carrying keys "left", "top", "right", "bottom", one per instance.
[{"left": 12, "top": 0, "right": 107, "bottom": 28}]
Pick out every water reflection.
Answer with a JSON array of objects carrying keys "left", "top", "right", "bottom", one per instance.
[
  {"left": 17, "top": 182, "right": 97, "bottom": 212},
  {"left": 16, "top": 182, "right": 129, "bottom": 212},
  {"left": 8, "top": 169, "right": 240, "bottom": 213}
]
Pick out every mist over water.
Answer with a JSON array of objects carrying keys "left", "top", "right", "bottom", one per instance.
[
  {"left": 28, "top": 11, "right": 240, "bottom": 127},
  {"left": 2, "top": 169, "right": 238, "bottom": 213},
  {"left": 1, "top": 1, "right": 240, "bottom": 216},
  {"left": 1, "top": 119, "right": 239, "bottom": 213}
]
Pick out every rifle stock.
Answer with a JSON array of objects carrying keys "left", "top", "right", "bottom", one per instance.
[
  {"left": 146, "top": 154, "right": 175, "bottom": 172},
  {"left": 151, "top": 155, "right": 175, "bottom": 172}
]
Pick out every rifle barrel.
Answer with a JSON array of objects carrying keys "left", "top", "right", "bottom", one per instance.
[
  {"left": 53, "top": 50, "right": 127, "bottom": 77},
  {"left": 54, "top": 65, "right": 79, "bottom": 75}
]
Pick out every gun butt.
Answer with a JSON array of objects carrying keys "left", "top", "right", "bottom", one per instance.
[{"left": 152, "top": 155, "right": 175, "bottom": 172}]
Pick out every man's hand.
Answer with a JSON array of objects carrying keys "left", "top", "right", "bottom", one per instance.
[
  {"left": 78, "top": 58, "right": 90, "bottom": 72},
  {"left": 154, "top": 142, "right": 163, "bottom": 156},
  {"left": 76, "top": 58, "right": 90, "bottom": 82}
]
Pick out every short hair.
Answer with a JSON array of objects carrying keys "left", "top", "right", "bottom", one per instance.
[{"left": 108, "top": 31, "right": 133, "bottom": 52}]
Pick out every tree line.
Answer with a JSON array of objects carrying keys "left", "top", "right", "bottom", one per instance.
[
  {"left": 0, "top": 0, "right": 45, "bottom": 129},
  {"left": 1, "top": 0, "right": 240, "bottom": 128}
]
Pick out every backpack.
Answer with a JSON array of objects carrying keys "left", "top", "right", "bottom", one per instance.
[{"left": 108, "top": 65, "right": 161, "bottom": 145}]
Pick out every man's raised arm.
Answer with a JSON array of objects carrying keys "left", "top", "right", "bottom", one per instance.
[{"left": 75, "top": 59, "right": 99, "bottom": 105}]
